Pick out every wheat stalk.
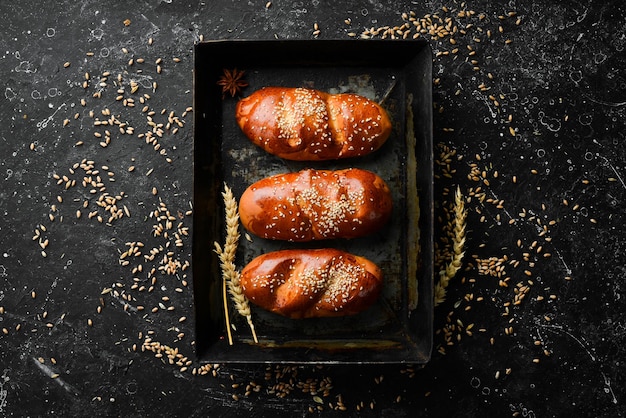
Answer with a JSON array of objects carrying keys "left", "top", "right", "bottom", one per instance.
[
  {"left": 214, "top": 183, "right": 258, "bottom": 344},
  {"left": 434, "top": 186, "right": 467, "bottom": 306},
  {"left": 220, "top": 266, "right": 233, "bottom": 345}
]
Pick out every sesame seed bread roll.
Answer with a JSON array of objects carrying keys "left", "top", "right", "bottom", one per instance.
[
  {"left": 241, "top": 249, "right": 383, "bottom": 318},
  {"left": 239, "top": 168, "right": 393, "bottom": 241},
  {"left": 236, "top": 87, "right": 392, "bottom": 160}
]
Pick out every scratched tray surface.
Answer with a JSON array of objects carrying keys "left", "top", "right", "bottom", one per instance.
[{"left": 193, "top": 40, "right": 433, "bottom": 364}]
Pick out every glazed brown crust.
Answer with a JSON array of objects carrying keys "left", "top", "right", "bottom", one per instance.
[
  {"left": 239, "top": 168, "right": 393, "bottom": 241},
  {"left": 240, "top": 249, "right": 383, "bottom": 318},
  {"left": 236, "top": 87, "right": 392, "bottom": 160}
]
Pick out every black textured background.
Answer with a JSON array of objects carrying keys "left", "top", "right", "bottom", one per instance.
[{"left": 0, "top": 1, "right": 624, "bottom": 417}]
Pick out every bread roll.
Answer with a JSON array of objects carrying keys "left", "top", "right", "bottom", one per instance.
[
  {"left": 239, "top": 168, "right": 393, "bottom": 241},
  {"left": 236, "top": 87, "right": 392, "bottom": 160},
  {"left": 241, "top": 249, "right": 383, "bottom": 318}
]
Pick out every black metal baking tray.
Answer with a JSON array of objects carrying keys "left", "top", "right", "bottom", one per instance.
[{"left": 192, "top": 39, "right": 433, "bottom": 364}]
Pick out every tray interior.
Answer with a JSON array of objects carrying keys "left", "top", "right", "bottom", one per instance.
[{"left": 193, "top": 39, "right": 433, "bottom": 364}]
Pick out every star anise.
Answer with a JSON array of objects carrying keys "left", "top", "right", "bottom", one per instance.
[{"left": 217, "top": 68, "right": 248, "bottom": 98}]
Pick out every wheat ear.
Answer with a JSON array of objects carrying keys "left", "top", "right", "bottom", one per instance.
[
  {"left": 214, "top": 183, "right": 258, "bottom": 343},
  {"left": 434, "top": 186, "right": 467, "bottom": 306}
]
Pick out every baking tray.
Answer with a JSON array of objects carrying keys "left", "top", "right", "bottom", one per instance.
[{"left": 192, "top": 39, "right": 433, "bottom": 364}]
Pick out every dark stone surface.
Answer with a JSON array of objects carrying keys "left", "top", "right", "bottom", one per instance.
[{"left": 0, "top": 1, "right": 624, "bottom": 416}]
